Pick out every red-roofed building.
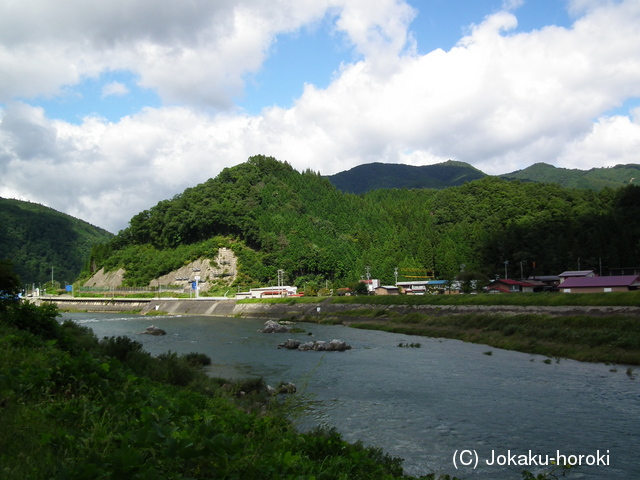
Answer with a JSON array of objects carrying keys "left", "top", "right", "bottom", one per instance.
[
  {"left": 559, "top": 276, "right": 640, "bottom": 293},
  {"left": 486, "top": 278, "right": 543, "bottom": 294}
]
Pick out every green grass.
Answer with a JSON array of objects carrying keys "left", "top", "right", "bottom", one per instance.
[
  {"left": 238, "top": 296, "right": 325, "bottom": 304},
  {"left": 348, "top": 312, "right": 640, "bottom": 365},
  {"left": 329, "top": 291, "right": 640, "bottom": 307}
]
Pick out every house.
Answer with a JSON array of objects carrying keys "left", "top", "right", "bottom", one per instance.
[
  {"left": 486, "top": 278, "right": 542, "bottom": 293},
  {"left": 396, "top": 280, "right": 430, "bottom": 294},
  {"left": 235, "top": 285, "right": 298, "bottom": 299},
  {"left": 360, "top": 279, "right": 380, "bottom": 293},
  {"left": 558, "top": 270, "right": 595, "bottom": 283},
  {"left": 527, "top": 275, "right": 560, "bottom": 290},
  {"left": 559, "top": 275, "right": 640, "bottom": 293},
  {"left": 396, "top": 280, "right": 448, "bottom": 295},
  {"left": 375, "top": 285, "right": 400, "bottom": 295}
]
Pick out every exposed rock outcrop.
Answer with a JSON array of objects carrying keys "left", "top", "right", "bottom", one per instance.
[
  {"left": 83, "top": 248, "right": 238, "bottom": 290},
  {"left": 152, "top": 248, "right": 238, "bottom": 289},
  {"left": 278, "top": 338, "right": 351, "bottom": 352},
  {"left": 83, "top": 268, "right": 126, "bottom": 288},
  {"left": 259, "top": 320, "right": 291, "bottom": 333},
  {"left": 142, "top": 325, "right": 167, "bottom": 336}
]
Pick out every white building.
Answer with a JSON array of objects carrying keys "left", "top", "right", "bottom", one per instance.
[{"left": 235, "top": 285, "right": 298, "bottom": 299}]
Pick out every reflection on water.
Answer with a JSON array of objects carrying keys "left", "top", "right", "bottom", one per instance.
[{"left": 66, "top": 312, "right": 640, "bottom": 479}]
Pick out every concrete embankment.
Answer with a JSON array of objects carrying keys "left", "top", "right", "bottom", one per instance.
[
  {"left": 34, "top": 296, "right": 152, "bottom": 312},
  {"left": 34, "top": 297, "right": 318, "bottom": 317},
  {"left": 33, "top": 296, "right": 640, "bottom": 318}
]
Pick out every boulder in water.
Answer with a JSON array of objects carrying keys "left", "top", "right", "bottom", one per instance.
[
  {"left": 260, "top": 320, "right": 291, "bottom": 333},
  {"left": 142, "top": 325, "right": 166, "bottom": 336}
]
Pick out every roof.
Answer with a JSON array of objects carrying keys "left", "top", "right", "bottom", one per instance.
[
  {"left": 397, "top": 280, "right": 448, "bottom": 287},
  {"left": 558, "top": 270, "right": 595, "bottom": 277},
  {"left": 528, "top": 276, "right": 560, "bottom": 282},
  {"left": 397, "top": 281, "right": 430, "bottom": 287},
  {"left": 492, "top": 279, "right": 536, "bottom": 287},
  {"left": 560, "top": 275, "right": 640, "bottom": 288}
]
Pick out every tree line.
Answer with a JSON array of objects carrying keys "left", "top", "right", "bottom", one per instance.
[{"left": 85, "top": 155, "right": 640, "bottom": 290}]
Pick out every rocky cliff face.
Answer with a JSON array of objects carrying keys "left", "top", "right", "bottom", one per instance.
[
  {"left": 83, "top": 268, "right": 126, "bottom": 288},
  {"left": 83, "top": 247, "right": 238, "bottom": 289}
]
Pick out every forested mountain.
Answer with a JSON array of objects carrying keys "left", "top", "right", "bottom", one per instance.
[
  {"left": 327, "top": 160, "right": 640, "bottom": 194},
  {"left": 0, "top": 198, "right": 114, "bottom": 286},
  {"left": 87, "top": 155, "right": 640, "bottom": 290},
  {"left": 501, "top": 162, "right": 640, "bottom": 190},
  {"left": 327, "top": 160, "right": 486, "bottom": 193}
]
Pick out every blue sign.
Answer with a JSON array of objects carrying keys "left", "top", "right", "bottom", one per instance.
[
  {"left": 65, "top": 285, "right": 73, "bottom": 292},
  {"left": 191, "top": 282, "right": 197, "bottom": 290}
]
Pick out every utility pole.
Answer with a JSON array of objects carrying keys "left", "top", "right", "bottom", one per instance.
[
  {"left": 277, "top": 269, "right": 284, "bottom": 296},
  {"left": 394, "top": 267, "right": 398, "bottom": 286},
  {"left": 504, "top": 260, "right": 509, "bottom": 279}
]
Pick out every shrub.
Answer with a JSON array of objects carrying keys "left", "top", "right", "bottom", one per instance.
[
  {"left": 0, "top": 301, "right": 61, "bottom": 341},
  {"left": 183, "top": 351, "right": 212, "bottom": 366}
]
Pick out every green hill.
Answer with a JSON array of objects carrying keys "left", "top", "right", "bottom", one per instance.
[
  {"left": 87, "top": 155, "right": 640, "bottom": 291},
  {"left": 327, "top": 160, "right": 486, "bottom": 193},
  {"left": 327, "top": 160, "right": 640, "bottom": 194},
  {"left": 0, "top": 198, "right": 114, "bottom": 287},
  {"left": 501, "top": 162, "right": 640, "bottom": 190}
]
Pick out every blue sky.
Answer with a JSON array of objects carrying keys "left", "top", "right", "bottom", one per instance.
[
  {"left": 1, "top": 0, "right": 639, "bottom": 232},
  {"left": 22, "top": 0, "right": 575, "bottom": 122}
]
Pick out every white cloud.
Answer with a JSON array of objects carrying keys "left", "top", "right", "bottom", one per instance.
[
  {"left": 102, "top": 82, "right": 129, "bottom": 98},
  {"left": 558, "top": 111, "right": 640, "bottom": 169},
  {"left": 1, "top": 0, "right": 640, "bottom": 232},
  {"left": 0, "top": 0, "right": 413, "bottom": 108}
]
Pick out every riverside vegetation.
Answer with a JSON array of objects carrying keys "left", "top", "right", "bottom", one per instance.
[
  {"left": 248, "top": 292, "right": 640, "bottom": 365},
  {"left": 0, "top": 297, "right": 428, "bottom": 479},
  {"left": 1, "top": 264, "right": 575, "bottom": 480}
]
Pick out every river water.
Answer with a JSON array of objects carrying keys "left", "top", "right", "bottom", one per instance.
[{"left": 63, "top": 312, "right": 640, "bottom": 480}]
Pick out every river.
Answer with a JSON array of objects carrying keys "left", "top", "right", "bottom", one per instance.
[{"left": 63, "top": 312, "right": 640, "bottom": 479}]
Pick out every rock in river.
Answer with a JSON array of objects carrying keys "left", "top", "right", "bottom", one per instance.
[
  {"left": 142, "top": 325, "right": 166, "bottom": 336},
  {"left": 259, "top": 320, "right": 291, "bottom": 333},
  {"left": 278, "top": 338, "right": 351, "bottom": 352}
]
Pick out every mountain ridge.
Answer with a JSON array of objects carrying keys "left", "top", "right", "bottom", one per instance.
[
  {"left": 82, "top": 156, "right": 640, "bottom": 291},
  {"left": 326, "top": 160, "right": 640, "bottom": 193},
  {"left": 0, "top": 197, "right": 114, "bottom": 285}
]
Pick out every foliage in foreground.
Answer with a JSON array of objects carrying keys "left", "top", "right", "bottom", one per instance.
[
  {"left": 0, "top": 297, "right": 574, "bottom": 479},
  {"left": 0, "top": 300, "right": 439, "bottom": 480}
]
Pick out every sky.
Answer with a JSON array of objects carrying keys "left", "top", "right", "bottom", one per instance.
[{"left": 1, "top": 0, "right": 639, "bottom": 233}]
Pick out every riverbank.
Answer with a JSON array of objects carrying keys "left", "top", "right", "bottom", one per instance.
[
  {"left": 1, "top": 301, "right": 440, "bottom": 480},
  {"left": 37, "top": 296, "right": 640, "bottom": 365}
]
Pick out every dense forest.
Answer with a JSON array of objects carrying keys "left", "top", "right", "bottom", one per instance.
[
  {"left": 85, "top": 155, "right": 640, "bottom": 291},
  {"left": 327, "top": 160, "right": 486, "bottom": 193},
  {"left": 0, "top": 198, "right": 113, "bottom": 286},
  {"left": 328, "top": 160, "right": 640, "bottom": 194}
]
